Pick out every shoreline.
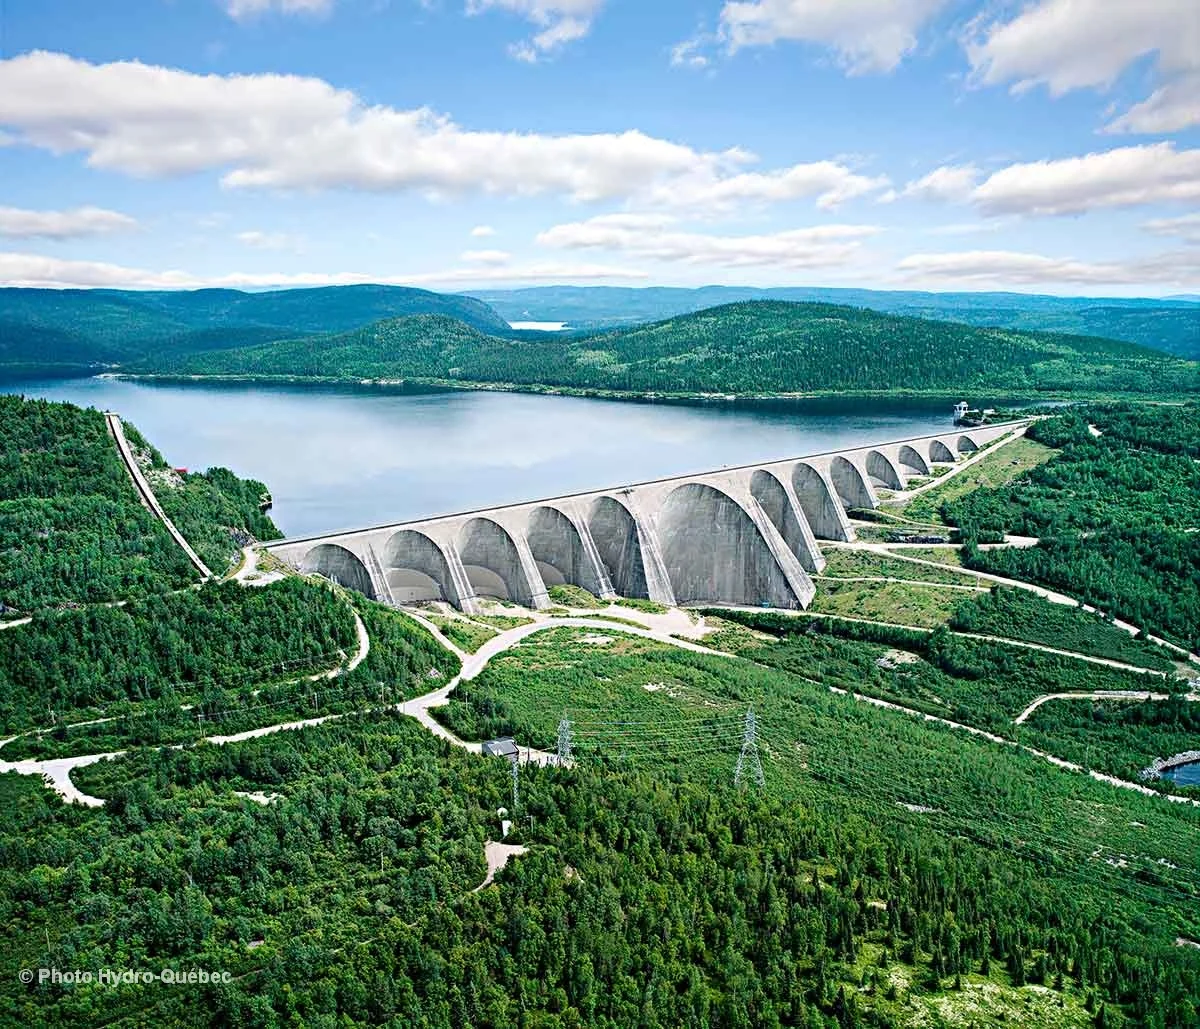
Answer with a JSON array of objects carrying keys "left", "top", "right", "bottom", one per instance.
[{"left": 93, "top": 372, "right": 1194, "bottom": 408}]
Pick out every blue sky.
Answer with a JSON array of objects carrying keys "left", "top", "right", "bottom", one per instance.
[{"left": 0, "top": 0, "right": 1197, "bottom": 296}]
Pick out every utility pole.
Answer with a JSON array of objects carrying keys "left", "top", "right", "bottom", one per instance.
[
  {"left": 557, "top": 716, "right": 572, "bottom": 766},
  {"left": 734, "top": 708, "right": 764, "bottom": 788},
  {"left": 511, "top": 758, "right": 520, "bottom": 812}
]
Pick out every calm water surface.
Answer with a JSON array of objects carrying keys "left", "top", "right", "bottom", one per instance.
[
  {"left": 1163, "top": 762, "right": 1200, "bottom": 787},
  {"left": 9, "top": 377, "right": 982, "bottom": 539}
]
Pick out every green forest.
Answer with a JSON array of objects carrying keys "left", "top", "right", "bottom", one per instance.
[
  {"left": 0, "top": 394, "right": 283, "bottom": 611},
  {"left": 0, "top": 285, "right": 510, "bottom": 378},
  {"left": 147, "top": 302, "right": 1199, "bottom": 399},
  {"left": 3, "top": 393, "right": 1200, "bottom": 1027},
  {"left": 940, "top": 404, "right": 1200, "bottom": 649}
]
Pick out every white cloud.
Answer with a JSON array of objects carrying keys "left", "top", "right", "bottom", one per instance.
[
  {"left": 717, "top": 0, "right": 952, "bottom": 73},
  {"left": 670, "top": 38, "right": 710, "bottom": 70},
  {"left": 1106, "top": 72, "right": 1200, "bottom": 135},
  {"left": 461, "top": 249, "right": 512, "bottom": 264},
  {"left": 646, "top": 159, "right": 890, "bottom": 213},
  {"left": 236, "top": 230, "right": 301, "bottom": 250},
  {"left": 0, "top": 205, "right": 137, "bottom": 239},
  {"left": 470, "top": 224, "right": 497, "bottom": 237},
  {"left": 0, "top": 52, "right": 883, "bottom": 214},
  {"left": 967, "top": 0, "right": 1200, "bottom": 132},
  {"left": 0, "top": 251, "right": 646, "bottom": 290},
  {"left": 466, "top": 1, "right": 606, "bottom": 61},
  {"left": 1143, "top": 212, "right": 1200, "bottom": 245},
  {"left": 224, "top": 0, "right": 335, "bottom": 19},
  {"left": 897, "top": 248, "right": 1200, "bottom": 288},
  {"left": 890, "top": 164, "right": 980, "bottom": 204},
  {"left": 971, "top": 143, "right": 1200, "bottom": 216},
  {"left": 537, "top": 212, "right": 880, "bottom": 268}
]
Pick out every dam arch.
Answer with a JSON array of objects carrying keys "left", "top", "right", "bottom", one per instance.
[
  {"left": 830, "top": 456, "right": 875, "bottom": 512},
  {"left": 750, "top": 470, "right": 815, "bottom": 570},
  {"left": 791, "top": 463, "right": 849, "bottom": 541},
  {"left": 301, "top": 544, "right": 376, "bottom": 600},
  {"left": 865, "top": 450, "right": 903, "bottom": 490},
  {"left": 898, "top": 445, "right": 930, "bottom": 476},
  {"left": 526, "top": 506, "right": 602, "bottom": 593},
  {"left": 930, "top": 439, "right": 955, "bottom": 463},
  {"left": 383, "top": 529, "right": 454, "bottom": 605},
  {"left": 657, "top": 483, "right": 798, "bottom": 608},
  {"left": 458, "top": 518, "right": 539, "bottom": 606},
  {"left": 957, "top": 435, "right": 979, "bottom": 454},
  {"left": 588, "top": 496, "right": 649, "bottom": 599}
]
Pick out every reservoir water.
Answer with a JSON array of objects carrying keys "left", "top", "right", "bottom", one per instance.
[
  {"left": 7, "top": 377, "right": 981, "bottom": 539},
  {"left": 1163, "top": 762, "right": 1200, "bottom": 787}
]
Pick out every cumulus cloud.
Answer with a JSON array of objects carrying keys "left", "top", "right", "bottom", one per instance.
[
  {"left": 0, "top": 251, "right": 646, "bottom": 290},
  {"left": 0, "top": 205, "right": 137, "bottom": 239},
  {"left": 470, "top": 224, "right": 497, "bottom": 237},
  {"left": 970, "top": 143, "right": 1200, "bottom": 216},
  {"left": 715, "top": 0, "right": 952, "bottom": 73},
  {"left": 647, "top": 159, "right": 889, "bottom": 212},
  {"left": 1106, "top": 73, "right": 1200, "bottom": 135},
  {"left": 967, "top": 0, "right": 1200, "bottom": 132},
  {"left": 537, "top": 212, "right": 880, "bottom": 268},
  {"left": 224, "top": 0, "right": 334, "bottom": 19},
  {"left": 236, "top": 230, "right": 302, "bottom": 250},
  {"left": 897, "top": 248, "right": 1200, "bottom": 288},
  {"left": 0, "top": 51, "right": 887, "bottom": 215},
  {"left": 1143, "top": 212, "right": 1200, "bottom": 245},
  {"left": 466, "top": 1, "right": 606, "bottom": 61},
  {"left": 889, "top": 165, "right": 980, "bottom": 204}
]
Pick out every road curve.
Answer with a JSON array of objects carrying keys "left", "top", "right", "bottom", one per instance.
[{"left": 5, "top": 612, "right": 1196, "bottom": 810}]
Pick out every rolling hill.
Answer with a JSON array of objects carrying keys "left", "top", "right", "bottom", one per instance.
[
  {"left": 150, "top": 300, "right": 1199, "bottom": 397},
  {"left": 0, "top": 284, "right": 512, "bottom": 378},
  {"left": 471, "top": 285, "right": 1200, "bottom": 359}
]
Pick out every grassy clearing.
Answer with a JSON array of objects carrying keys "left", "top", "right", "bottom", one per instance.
[
  {"left": 890, "top": 546, "right": 967, "bottom": 567},
  {"left": 899, "top": 436, "right": 1057, "bottom": 524},
  {"left": 471, "top": 613, "right": 535, "bottom": 630},
  {"left": 819, "top": 547, "right": 987, "bottom": 587},
  {"left": 547, "top": 584, "right": 603, "bottom": 608},
  {"left": 808, "top": 579, "right": 964, "bottom": 629},
  {"left": 423, "top": 612, "right": 498, "bottom": 653}
]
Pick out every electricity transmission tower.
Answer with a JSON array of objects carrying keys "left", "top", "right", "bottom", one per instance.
[
  {"left": 557, "top": 716, "right": 572, "bottom": 766},
  {"left": 734, "top": 708, "right": 764, "bottom": 788}
]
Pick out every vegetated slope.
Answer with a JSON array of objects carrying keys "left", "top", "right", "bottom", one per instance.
[
  {"left": 945, "top": 403, "right": 1200, "bottom": 649},
  {"left": 0, "top": 284, "right": 512, "bottom": 377},
  {"left": 161, "top": 300, "right": 1199, "bottom": 396},
  {"left": 0, "top": 395, "right": 280, "bottom": 610},
  {"left": 472, "top": 284, "right": 1200, "bottom": 358}
]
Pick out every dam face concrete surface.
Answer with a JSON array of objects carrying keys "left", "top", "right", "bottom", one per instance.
[{"left": 271, "top": 423, "right": 1016, "bottom": 614}]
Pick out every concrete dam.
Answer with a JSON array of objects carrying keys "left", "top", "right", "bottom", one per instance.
[{"left": 265, "top": 423, "right": 1018, "bottom": 613}]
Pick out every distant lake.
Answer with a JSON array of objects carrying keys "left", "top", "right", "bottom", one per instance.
[{"left": 7, "top": 376, "right": 1001, "bottom": 539}]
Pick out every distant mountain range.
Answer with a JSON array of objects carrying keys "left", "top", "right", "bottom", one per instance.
[
  {"left": 469, "top": 286, "right": 1200, "bottom": 360},
  {"left": 0, "top": 284, "right": 511, "bottom": 378},
  {"left": 146, "top": 300, "right": 1198, "bottom": 399}
]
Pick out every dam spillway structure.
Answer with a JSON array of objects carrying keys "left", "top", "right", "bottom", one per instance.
[{"left": 266, "top": 423, "right": 1019, "bottom": 614}]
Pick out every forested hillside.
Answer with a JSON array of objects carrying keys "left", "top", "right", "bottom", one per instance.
[
  {"left": 0, "top": 395, "right": 279, "bottom": 611},
  {"left": 943, "top": 404, "right": 1200, "bottom": 649},
  {"left": 0, "top": 285, "right": 511, "bottom": 378},
  {"left": 473, "top": 285, "right": 1200, "bottom": 359},
  {"left": 152, "top": 300, "right": 1199, "bottom": 398}
]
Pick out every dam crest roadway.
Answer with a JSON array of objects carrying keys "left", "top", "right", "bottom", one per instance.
[{"left": 267, "top": 423, "right": 1019, "bottom": 614}]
